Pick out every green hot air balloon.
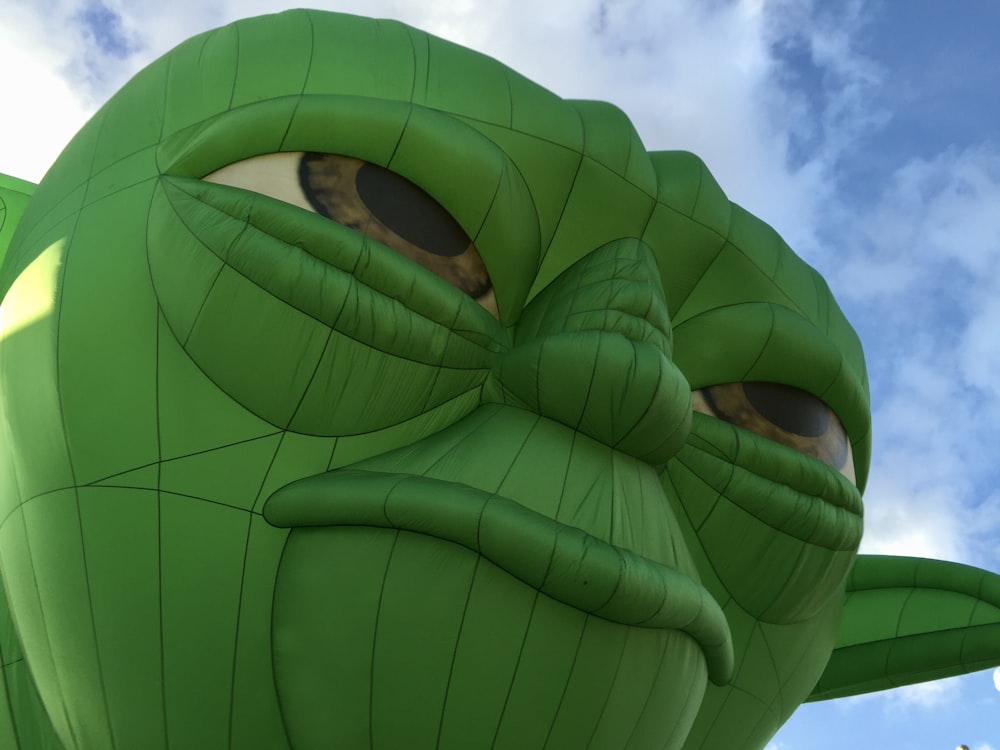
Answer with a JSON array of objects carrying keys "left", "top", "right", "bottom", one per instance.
[{"left": 0, "top": 10, "right": 998, "bottom": 750}]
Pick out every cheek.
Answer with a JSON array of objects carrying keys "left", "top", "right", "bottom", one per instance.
[{"left": 157, "top": 265, "right": 492, "bottom": 435}]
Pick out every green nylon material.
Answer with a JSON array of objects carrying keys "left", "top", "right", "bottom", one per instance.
[
  {"left": 0, "top": 9, "right": 996, "bottom": 750},
  {"left": 0, "top": 175, "right": 34, "bottom": 269},
  {"left": 808, "top": 555, "right": 1000, "bottom": 701}
]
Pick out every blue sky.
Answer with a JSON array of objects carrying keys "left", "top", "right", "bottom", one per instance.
[{"left": 1, "top": 1, "right": 998, "bottom": 747}]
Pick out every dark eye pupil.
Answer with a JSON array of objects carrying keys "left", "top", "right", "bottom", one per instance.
[
  {"left": 352, "top": 162, "right": 470, "bottom": 258},
  {"left": 289, "top": 152, "right": 498, "bottom": 318},
  {"left": 690, "top": 381, "right": 854, "bottom": 482},
  {"left": 741, "top": 382, "right": 830, "bottom": 437}
]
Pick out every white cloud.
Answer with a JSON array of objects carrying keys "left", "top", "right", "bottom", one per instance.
[
  {"left": 843, "top": 675, "right": 965, "bottom": 713},
  {"left": 0, "top": 0, "right": 876, "bottom": 239},
  {"left": 839, "top": 143, "right": 1000, "bottom": 568},
  {"left": 0, "top": 4, "right": 95, "bottom": 181},
  {"left": 960, "top": 295, "right": 1000, "bottom": 402},
  {"left": 886, "top": 676, "right": 963, "bottom": 710}
]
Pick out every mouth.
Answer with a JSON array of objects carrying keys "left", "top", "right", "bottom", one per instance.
[{"left": 264, "top": 466, "right": 735, "bottom": 685}]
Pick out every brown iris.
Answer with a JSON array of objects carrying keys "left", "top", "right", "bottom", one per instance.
[
  {"left": 297, "top": 153, "right": 498, "bottom": 318},
  {"left": 691, "top": 382, "right": 855, "bottom": 483}
]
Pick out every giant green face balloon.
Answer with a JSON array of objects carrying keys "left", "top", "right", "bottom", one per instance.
[{"left": 2, "top": 10, "right": 999, "bottom": 750}]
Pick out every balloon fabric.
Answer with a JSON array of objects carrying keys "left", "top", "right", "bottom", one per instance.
[{"left": 0, "top": 10, "right": 998, "bottom": 750}]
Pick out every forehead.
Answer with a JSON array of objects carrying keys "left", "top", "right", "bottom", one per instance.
[{"left": 94, "top": 11, "right": 584, "bottom": 175}]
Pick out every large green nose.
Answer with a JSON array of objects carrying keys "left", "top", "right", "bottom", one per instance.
[{"left": 486, "top": 238, "right": 691, "bottom": 467}]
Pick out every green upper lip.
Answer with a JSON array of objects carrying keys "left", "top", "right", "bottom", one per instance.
[{"left": 264, "top": 467, "right": 735, "bottom": 685}]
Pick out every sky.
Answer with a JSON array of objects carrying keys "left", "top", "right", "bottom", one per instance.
[{"left": 1, "top": 0, "right": 998, "bottom": 747}]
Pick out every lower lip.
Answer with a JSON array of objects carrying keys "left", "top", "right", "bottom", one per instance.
[{"left": 265, "top": 466, "right": 735, "bottom": 684}]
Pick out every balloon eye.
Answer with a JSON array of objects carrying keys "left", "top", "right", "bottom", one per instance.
[
  {"left": 203, "top": 152, "right": 498, "bottom": 318},
  {"left": 691, "top": 382, "right": 855, "bottom": 483}
]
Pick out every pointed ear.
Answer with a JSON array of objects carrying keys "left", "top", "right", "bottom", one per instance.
[{"left": 808, "top": 554, "right": 1000, "bottom": 702}]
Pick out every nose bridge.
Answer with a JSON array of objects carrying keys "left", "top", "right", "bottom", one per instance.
[
  {"left": 515, "top": 237, "right": 672, "bottom": 356},
  {"left": 486, "top": 237, "right": 691, "bottom": 467}
]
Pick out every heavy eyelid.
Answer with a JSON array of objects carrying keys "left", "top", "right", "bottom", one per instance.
[
  {"left": 157, "top": 97, "right": 542, "bottom": 321},
  {"left": 691, "top": 382, "right": 856, "bottom": 484},
  {"left": 203, "top": 152, "right": 501, "bottom": 319},
  {"left": 672, "top": 304, "right": 870, "bottom": 477}
]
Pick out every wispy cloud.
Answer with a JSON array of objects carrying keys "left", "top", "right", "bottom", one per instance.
[
  {"left": 70, "top": 0, "right": 143, "bottom": 92},
  {"left": 885, "top": 676, "right": 964, "bottom": 711},
  {"left": 833, "top": 144, "right": 1000, "bottom": 567},
  {"left": 837, "top": 675, "right": 966, "bottom": 718},
  {"left": 0, "top": 4, "right": 94, "bottom": 181},
  {"left": 76, "top": 0, "right": 140, "bottom": 59}
]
